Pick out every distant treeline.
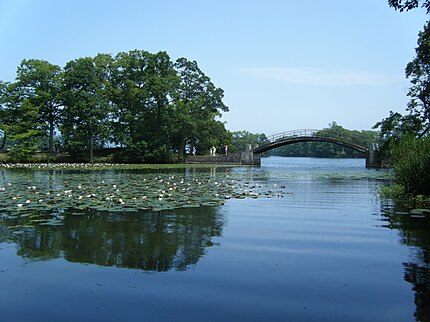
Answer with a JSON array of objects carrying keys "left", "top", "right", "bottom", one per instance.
[{"left": 0, "top": 50, "right": 230, "bottom": 163}]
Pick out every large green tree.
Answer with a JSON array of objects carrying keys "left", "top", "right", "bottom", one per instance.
[
  {"left": 173, "top": 57, "right": 229, "bottom": 155},
  {"left": 375, "top": 1, "right": 430, "bottom": 141},
  {"left": 404, "top": 21, "right": 430, "bottom": 130},
  {"left": 110, "top": 50, "right": 153, "bottom": 156},
  {"left": 110, "top": 50, "right": 179, "bottom": 162},
  {"left": 142, "top": 51, "right": 178, "bottom": 161},
  {"left": 61, "top": 54, "right": 113, "bottom": 162},
  {"left": 0, "top": 81, "right": 44, "bottom": 159},
  {"left": 15, "top": 59, "right": 62, "bottom": 153}
]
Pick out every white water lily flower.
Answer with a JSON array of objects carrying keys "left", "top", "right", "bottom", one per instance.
[
  {"left": 17, "top": 204, "right": 23, "bottom": 207},
  {"left": 25, "top": 200, "right": 31, "bottom": 203}
]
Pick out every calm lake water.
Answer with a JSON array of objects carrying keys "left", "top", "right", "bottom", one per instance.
[{"left": 1, "top": 157, "right": 429, "bottom": 322}]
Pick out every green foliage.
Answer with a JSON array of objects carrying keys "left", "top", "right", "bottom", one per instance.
[
  {"left": 0, "top": 81, "right": 45, "bottom": 160},
  {"left": 388, "top": 0, "right": 430, "bottom": 14},
  {"left": 0, "top": 50, "right": 230, "bottom": 163},
  {"left": 375, "top": 3, "right": 430, "bottom": 197},
  {"left": 173, "top": 57, "right": 229, "bottom": 155},
  {"left": 16, "top": 59, "right": 62, "bottom": 153},
  {"left": 376, "top": 18, "right": 430, "bottom": 145},
  {"left": 230, "top": 131, "right": 268, "bottom": 152},
  {"left": 61, "top": 54, "right": 113, "bottom": 162},
  {"left": 404, "top": 21, "right": 430, "bottom": 128},
  {"left": 391, "top": 134, "right": 430, "bottom": 196}
]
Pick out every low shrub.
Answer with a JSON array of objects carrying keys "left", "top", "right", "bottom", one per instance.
[{"left": 391, "top": 134, "right": 430, "bottom": 196}]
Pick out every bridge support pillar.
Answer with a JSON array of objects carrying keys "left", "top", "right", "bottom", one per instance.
[
  {"left": 240, "top": 144, "right": 261, "bottom": 165},
  {"left": 366, "top": 143, "right": 381, "bottom": 168}
]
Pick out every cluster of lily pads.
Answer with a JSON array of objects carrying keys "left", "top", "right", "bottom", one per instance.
[
  {"left": 0, "top": 169, "right": 287, "bottom": 227},
  {"left": 0, "top": 163, "right": 238, "bottom": 170},
  {"left": 0, "top": 163, "right": 146, "bottom": 170}
]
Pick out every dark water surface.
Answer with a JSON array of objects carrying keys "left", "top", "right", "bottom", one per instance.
[{"left": 1, "top": 157, "right": 429, "bottom": 322}]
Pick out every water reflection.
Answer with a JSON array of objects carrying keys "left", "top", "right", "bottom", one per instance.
[
  {"left": 1, "top": 206, "right": 225, "bottom": 271},
  {"left": 381, "top": 203, "right": 430, "bottom": 322}
]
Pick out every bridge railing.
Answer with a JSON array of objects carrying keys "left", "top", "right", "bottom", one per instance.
[{"left": 266, "top": 129, "right": 319, "bottom": 143}]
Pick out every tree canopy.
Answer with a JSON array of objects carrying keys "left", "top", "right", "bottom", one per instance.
[
  {"left": 374, "top": 1, "right": 430, "bottom": 198},
  {"left": 0, "top": 50, "right": 231, "bottom": 163},
  {"left": 388, "top": 0, "right": 430, "bottom": 13},
  {"left": 375, "top": 2, "right": 430, "bottom": 141}
]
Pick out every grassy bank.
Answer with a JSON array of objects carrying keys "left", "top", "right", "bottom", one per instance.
[{"left": 379, "top": 134, "right": 430, "bottom": 209}]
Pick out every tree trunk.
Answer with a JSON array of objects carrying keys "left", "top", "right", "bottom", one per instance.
[
  {"left": 49, "top": 121, "right": 54, "bottom": 153},
  {"left": 180, "top": 134, "right": 186, "bottom": 156},
  {"left": 0, "top": 132, "right": 6, "bottom": 151},
  {"left": 89, "top": 136, "right": 94, "bottom": 163}
]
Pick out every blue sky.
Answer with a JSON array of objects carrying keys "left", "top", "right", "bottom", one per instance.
[{"left": 0, "top": 0, "right": 427, "bottom": 135}]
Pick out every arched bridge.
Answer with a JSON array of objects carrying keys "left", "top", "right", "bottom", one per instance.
[
  {"left": 239, "top": 129, "right": 380, "bottom": 167},
  {"left": 253, "top": 129, "right": 367, "bottom": 154}
]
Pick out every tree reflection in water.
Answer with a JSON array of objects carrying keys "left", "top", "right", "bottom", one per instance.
[
  {"left": 1, "top": 206, "right": 225, "bottom": 272},
  {"left": 382, "top": 203, "right": 430, "bottom": 322}
]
